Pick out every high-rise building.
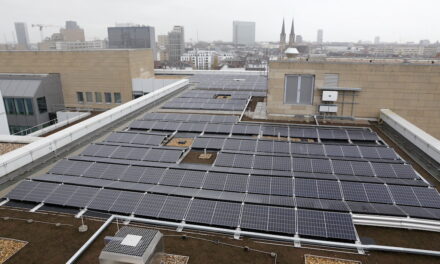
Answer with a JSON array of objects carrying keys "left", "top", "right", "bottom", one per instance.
[
  {"left": 296, "top": 35, "right": 303, "bottom": 43},
  {"left": 374, "top": 36, "right": 380, "bottom": 44},
  {"left": 288, "top": 19, "right": 295, "bottom": 47},
  {"left": 14, "top": 22, "right": 30, "bottom": 50},
  {"left": 167, "top": 26, "right": 185, "bottom": 64},
  {"left": 108, "top": 25, "right": 156, "bottom": 56},
  {"left": 279, "top": 19, "right": 286, "bottom": 52},
  {"left": 232, "top": 21, "right": 256, "bottom": 46},
  {"left": 60, "top": 21, "right": 85, "bottom": 42},
  {"left": 317, "top": 29, "right": 323, "bottom": 44}
]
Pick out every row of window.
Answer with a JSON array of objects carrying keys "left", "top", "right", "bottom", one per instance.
[
  {"left": 3, "top": 97, "right": 47, "bottom": 116},
  {"left": 77, "top": 92, "right": 122, "bottom": 104}
]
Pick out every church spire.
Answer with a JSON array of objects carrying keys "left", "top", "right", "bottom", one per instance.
[
  {"left": 281, "top": 18, "right": 285, "bottom": 35},
  {"left": 289, "top": 18, "right": 295, "bottom": 47},
  {"left": 280, "top": 18, "right": 286, "bottom": 52}
]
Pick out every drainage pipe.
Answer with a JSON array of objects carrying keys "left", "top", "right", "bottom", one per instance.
[{"left": 66, "top": 214, "right": 440, "bottom": 264}]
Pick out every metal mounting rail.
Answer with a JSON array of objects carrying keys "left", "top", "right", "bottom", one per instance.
[
  {"left": 352, "top": 214, "right": 440, "bottom": 232},
  {"left": 66, "top": 214, "right": 440, "bottom": 264}
]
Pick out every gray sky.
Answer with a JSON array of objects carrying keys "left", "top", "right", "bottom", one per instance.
[{"left": 2, "top": 0, "right": 439, "bottom": 44}]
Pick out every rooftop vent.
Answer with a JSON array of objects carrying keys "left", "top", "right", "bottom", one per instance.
[{"left": 99, "top": 227, "right": 163, "bottom": 264}]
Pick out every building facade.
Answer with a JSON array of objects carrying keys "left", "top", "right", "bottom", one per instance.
[
  {"left": 14, "top": 22, "right": 30, "bottom": 50},
  {"left": 54, "top": 40, "right": 106, "bottom": 50},
  {"left": 0, "top": 49, "right": 154, "bottom": 110},
  {"left": 232, "top": 21, "right": 256, "bottom": 46},
  {"left": 180, "top": 50, "right": 216, "bottom": 70},
  {"left": 167, "top": 26, "right": 185, "bottom": 65},
  {"left": 317, "top": 29, "right": 323, "bottom": 44},
  {"left": 60, "top": 21, "right": 85, "bottom": 42},
  {"left": 267, "top": 59, "right": 440, "bottom": 138},
  {"left": 108, "top": 26, "right": 156, "bottom": 56},
  {"left": 0, "top": 73, "right": 63, "bottom": 134}
]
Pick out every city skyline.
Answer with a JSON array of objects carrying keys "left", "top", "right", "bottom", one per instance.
[{"left": 1, "top": 0, "right": 440, "bottom": 44}]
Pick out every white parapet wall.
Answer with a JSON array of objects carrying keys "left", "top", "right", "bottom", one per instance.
[
  {"left": 155, "top": 69, "right": 266, "bottom": 76},
  {"left": 0, "top": 79, "right": 188, "bottom": 180},
  {"left": 380, "top": 109, "right": 440, "bottom": 164}
]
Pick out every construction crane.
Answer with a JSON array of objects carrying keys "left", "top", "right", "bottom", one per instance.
[{"left": 31, "top": 24, "right": 59, "bottom": 41}]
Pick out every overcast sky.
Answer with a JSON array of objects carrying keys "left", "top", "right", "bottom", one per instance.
[{"left": 1, "top": 0, "right": 439, "bottom": 44}]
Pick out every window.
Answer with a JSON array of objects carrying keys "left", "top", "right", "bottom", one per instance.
[
  {"left": 284, "top": 75, "right": 315, "bottom": 105},
  {"left": 15, "top": 98, "right": 26, "bottom": 115},
  {"left": 4, "top": 98, "right": 16, "bottom": 114},
  {"left": 24, "top": 98, "right": 34, "bottom": 115},
  {"left": 114, "top": 92, "right": 121, "bottom": 104},
  {"left": 37, "top": 97, "right": 47, "bottom": 113},
  {"left": 77, "top": 92, "right": 84, "bottom": 104},
  {"left": 86, "top": 92, "right": 93, "bottom": 103},
  {"left": 95, "top": 92, "right": 102, "bottom": 103},
  {"left": 323, "top": 74, "right": 339, "bottom": 88},
  {"left": 104, "top": 92, "right": 112, "bottom": 103}
]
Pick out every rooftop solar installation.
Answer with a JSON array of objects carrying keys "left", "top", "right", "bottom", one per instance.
[{"left": 3, "top": 80, "right": 440, "bottom": 245}]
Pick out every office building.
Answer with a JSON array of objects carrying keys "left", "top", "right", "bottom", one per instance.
[
  {"left": 14, "top": 22, "right": 30, "bottom": 50},
  {"left": 108, "top": 25, "right": 156, "bottom": 56},
  {"left": 232, "top": 21, "right": 256, "bottom": 46},
  {"left": 317, "top": 29, "right": 323, "bottom": 44},
  {"left": 60, "top": 21, "right": 85, "bottom": 42},
  {"left": 180, "top": 50, "right": 216, "bottom": 70},
  {"left": 374, "top": 36, "right": 380, "bottom": 44},
  {"left": 0, "top": 73, "right": 63, "bottom": 135},
  {"left": 54, "top": 40, "right": 106, "bottom": 50},
  {"left": 0, "top": 49, "right": 154, "bottom": 109},
  {"left": 167, "top": 26, "right": 185, "bottom": 64}
]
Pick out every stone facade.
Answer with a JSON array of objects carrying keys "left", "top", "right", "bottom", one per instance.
[
  {"left": 268, "top": 60, "right": 440, "bottom": 139},
  {"left": 0, "top": 49, "right": 154, "bottom": 109}
]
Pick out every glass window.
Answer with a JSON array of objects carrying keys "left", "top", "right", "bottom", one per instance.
[
  {"left": 114, "top": 93, "right": 121, "bottom": 104},
  {"left": 24, "top": 98, "right": 34, "bottom": 115},
  {"left": 15, "top": 98, "right": 26, "bottom": 115},
  {"left": 284, "top": 75, "right": 315, "bottom": 105},
  {"left": 104, "top": 92, "right": 112, "bottom": 103},
  {"left": 37, "top": 97, "right": 47, "bottom": 113},
  {"left": 4, "top": 98, "right": 16, "bottom": 114},
  {"left": 86, "top": 92, "right": 93, "bottom": 103},
  {"left": 77, "top": 92, "right": 84, "bottom": 103},
  {"left": 95, "top": 92, "right": 102, "bottom": 103}
]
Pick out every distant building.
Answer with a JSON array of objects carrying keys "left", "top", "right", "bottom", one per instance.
[
  {"left": 180, "top": 50, "right": 216, "bottom": 70},
  {"left": 232, "top": 21, "right": 256, "bottom": 46},
  {"left": 296, "top": 35, "right": 303, "bottom": 43},
  {"left": 167, "top": 26, "right": 185, "bottom": 64},
  {"left": 0, "top": 73, "right": 63, "bottom": 135},
  {"left": 374, "top": 36, "right": 380, "bottom": 44},
  {"left": 317, "top": 29, "right": 323, "bottom": 44},
  {"left": 55, "top": 40, "right": 106, "bottom": 50},
  {"left": 60, "top": 21, "right": 85, "bottom": 42},
  {"left": 14, "top": 22, "right": 30, "bottom": 50},
  {"left": 157, "top": 35, "right": 169, "bottom": 61},
  {"left": 108, "top": 25, "right": 156, "bottom": 56}
]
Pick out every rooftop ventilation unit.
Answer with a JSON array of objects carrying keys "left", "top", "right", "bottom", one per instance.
[
  {"left": 322, "top": 91, "right": 338, "bottom": 102},
  {"left": 99, "top": 227, "right": 163, "bottom": 264}
]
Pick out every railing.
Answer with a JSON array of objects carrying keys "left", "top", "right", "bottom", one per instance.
[{"left": 13, "top": 119, "right": 58, "bottom": 136}]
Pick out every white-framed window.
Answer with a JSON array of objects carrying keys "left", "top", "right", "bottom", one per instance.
[{"left": 284, "top": 75, "right": 315, "bottom": 105}]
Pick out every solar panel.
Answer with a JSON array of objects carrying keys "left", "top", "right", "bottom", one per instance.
[
  {"left": 224, "top": 173, "right": 248, "bottom": 193},
  {"left": 297, "top": 209, "right": 326, "bottom": 238},
  {"left": 364, "top": 183, "right": 393, "bottom": 204},
  {"left": 185, "top": 199, "right": 216, "bottom": 224},
  {"left": 248, "top": 177, "right": 271, "bottom": 195},
  {"left": 412, "top": 187, "right": 440, "bottom": 208},
  {"left": 44, "top": 184, "right": 78, "bottom": 206},
  {"left": 388, "top": 185, "right": 420, "bottom": 207},
  {"left": 203, "top": 172, "right": 227, "bottom": 191},
  {"left": 317, "top": 180, "right": 342, "bottom": 200},
  {"left": 270, "top": 177, "right": 293, "bottom": 196},
  {"left": 295, "top": 179, "right": 318, "bottom": 198},
  {"left": 240, "top": 204, "right": 269, "bottom": 231},
  {"left": 6, "top": 180, "right": 40, "bottom": 201},
  {"left": 88, "top": 189, "right": 121, "bottom": 211},
  {"left": 65, "top": 186, "right": 99, "bottom": 208},
  {"left": 324, "top": 211, "right": 357, "bottom": 241},
  {"left": 158, "top": 196, "right": 191, "bottom": 220},
  {"left": 134, "top": 193, "right": 167, "bottom": 218},
  {"left": 211, "top": 201, "right": 241, "bottom": 227},
  {"left": 180, "top": 171, "right": 206, "bottom": 188}
]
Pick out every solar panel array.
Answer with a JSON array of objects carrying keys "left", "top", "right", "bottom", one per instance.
[
  {"left": 130, "top": 120, "right": 380, "bottom": 142},
  {"left": 3, "top": 75, "right": 440, "bottom": 244},
  {"left": 189, "top": 74, "right": 267, "bottom": 92}
]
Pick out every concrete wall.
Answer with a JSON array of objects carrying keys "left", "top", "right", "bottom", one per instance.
[
  {"left": 0, "top": 49, "right": 154, "bottom": 110},
  {"left": 0, "top": 91, "right": 9, "bottom": 135},
  {"left": 268, "top": 60, "right": 440, "bottom": 139}
]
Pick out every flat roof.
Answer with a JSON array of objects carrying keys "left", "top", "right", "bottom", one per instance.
[{"left": 1, "top": 73, "right": 439, "bottom": 262}]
